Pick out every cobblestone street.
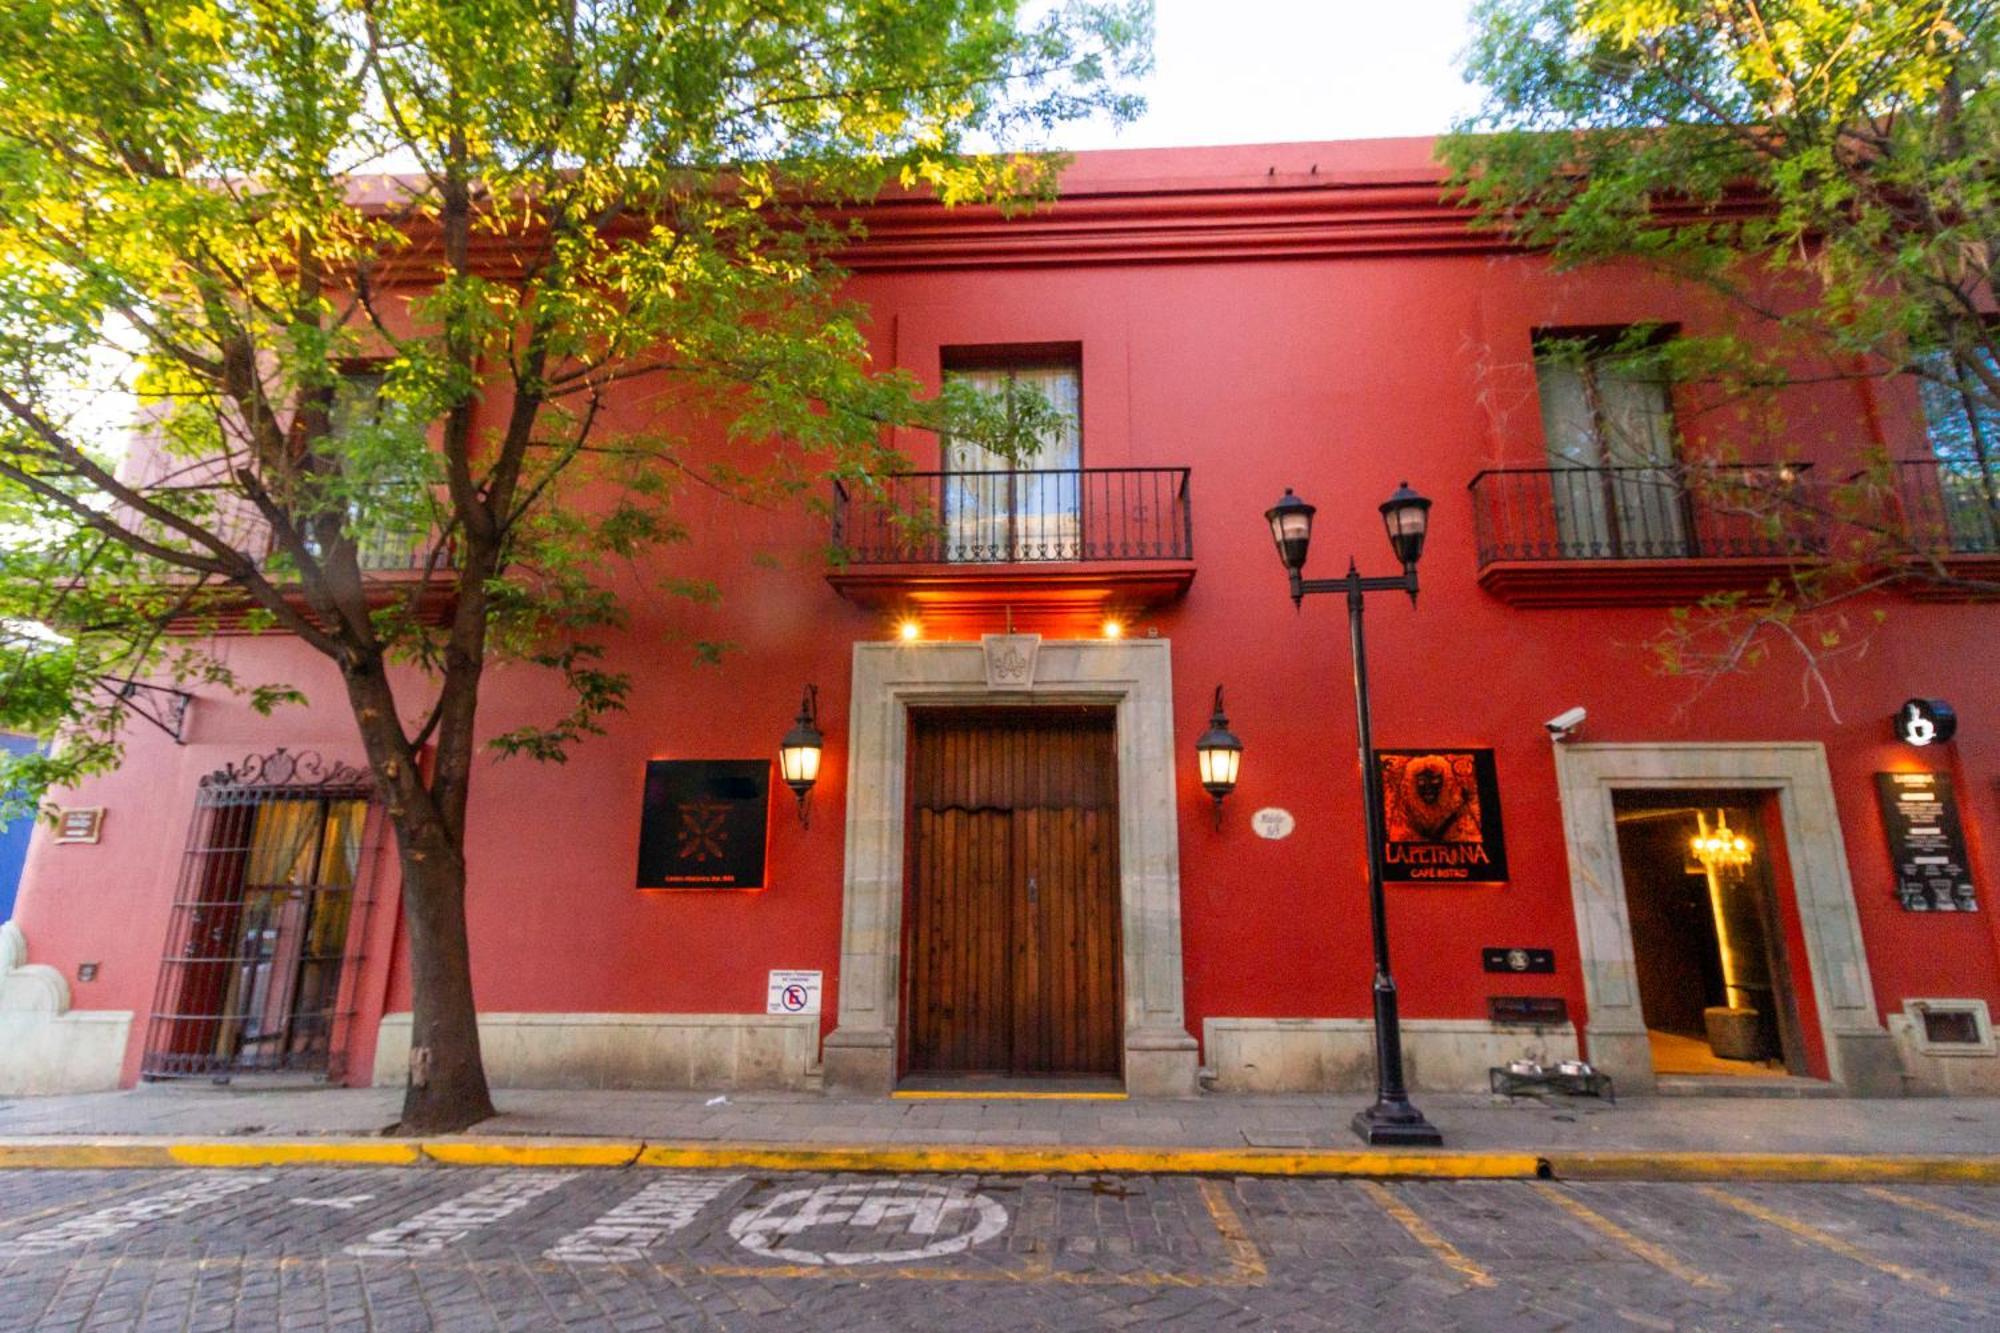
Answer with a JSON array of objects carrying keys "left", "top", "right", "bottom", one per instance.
[{"left": 2, "top": 1166, "right": 1997, "bottom": 1329}]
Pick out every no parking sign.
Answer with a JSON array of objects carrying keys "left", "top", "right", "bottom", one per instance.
[{"left": 766, "top": 970, "right": 822, "bottom": 1015}]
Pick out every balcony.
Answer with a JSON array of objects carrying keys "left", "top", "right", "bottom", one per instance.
[
  {"left": 1469, "top": 463, "right": 1816, "bottom": 606},
  {"left": 827, "top": 467, "right": 1196, "bottom": 625},
  {"left": 1893, "top": 458, "right": 2000, "bottom": 555},
  {"left": 158, "top": 491, "right": 456, "bottom": 634},
  {"left": 1892, "top": 457, "right": 2000, "bottom": 599}
]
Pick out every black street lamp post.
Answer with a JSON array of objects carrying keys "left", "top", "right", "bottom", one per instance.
[{"left": 1265, "top": 481, "right": 1443, "bottom": 1147}]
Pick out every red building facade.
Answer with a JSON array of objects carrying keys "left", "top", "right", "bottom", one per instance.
[{"left": 3, "top": 138, "right": 1996, "bottom": 1100}]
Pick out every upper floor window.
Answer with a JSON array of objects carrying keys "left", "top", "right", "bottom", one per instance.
[
  {"left": 298, "top": 366, "right": 431, "bottom": 572},
  {"left": 1533, "top": 328, "right": 1689, "bottom": 558},
  {"left": 1915, "top": 347, "right": 2000, "bottom": 552},
  {"left": 941, "top": 347, "right": 1081, "bottom": 562}
]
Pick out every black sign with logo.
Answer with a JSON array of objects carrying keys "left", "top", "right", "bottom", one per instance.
[
  {"left": 1482, "top": 947, "right": 1555, "bottom": 974},
  {"left": 1892, "top": 698, "right": 1958, "bottom": 747},
  {"left": 637, "top": 760, "right": 771, "bottom": 889},
  {"left": 1875, "top": 771, "right": 1978, "bottom": 912},
  {"left": 1374, "top": 749, "right": 1509, "bottom": 883}
]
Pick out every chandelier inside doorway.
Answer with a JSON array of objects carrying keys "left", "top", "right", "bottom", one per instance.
[{"left": 1690, "top": 809, "right": 1754, "bottom": 876}]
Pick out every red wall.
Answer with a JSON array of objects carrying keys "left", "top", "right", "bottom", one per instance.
[{"left": 12, "top": 138, "right": 2000, "bottom": 1086}]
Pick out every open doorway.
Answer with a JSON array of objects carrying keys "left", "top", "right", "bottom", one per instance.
[{"left": 1612, "top": 791, "right": 1810, "bottom": 1079}]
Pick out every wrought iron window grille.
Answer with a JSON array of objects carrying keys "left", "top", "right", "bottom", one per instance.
[{"left": 141, "top": 748, "right": 383, "bottom": 1083}]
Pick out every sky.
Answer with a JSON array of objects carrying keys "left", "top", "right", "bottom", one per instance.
[{"left": 1053, "top": 0, "right": 1487, "bottom": 151}]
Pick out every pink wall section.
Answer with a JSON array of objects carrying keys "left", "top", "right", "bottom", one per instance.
[{"left": 11, "top": 138, "right": 1999, "bottom": 1087}]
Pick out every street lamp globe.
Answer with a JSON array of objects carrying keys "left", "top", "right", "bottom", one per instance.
[
  {"left": 1378, "top": 481, "right": 1432, "bottom": 569},
  {"left": 1265, "top": 488, "right": 1316, "bottom": 573}
]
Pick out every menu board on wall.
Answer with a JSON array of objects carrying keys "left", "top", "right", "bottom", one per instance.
[{"left": 1875, "top": 772, "right": 1979, "bottom": 912}]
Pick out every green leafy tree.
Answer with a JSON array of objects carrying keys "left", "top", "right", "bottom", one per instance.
[
  {"left": 0, "top": 0, "right": 1149, "bottom": 1131},
  {"left": 1447, "top": 0, "right": 2000, "bottom": 704}
]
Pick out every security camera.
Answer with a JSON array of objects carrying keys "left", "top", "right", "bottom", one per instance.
[{"left": 1545, "top": 706, "right": 1587, "bottom": 741}]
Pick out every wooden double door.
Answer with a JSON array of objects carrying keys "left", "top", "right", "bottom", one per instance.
[{"left": 901, "top": 708, "right": 1123, "bottom": 1079}]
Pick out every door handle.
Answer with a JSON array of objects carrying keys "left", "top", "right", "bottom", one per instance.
[{"left": 1027, "top": 875, "right": 1038, "bottom": 906}]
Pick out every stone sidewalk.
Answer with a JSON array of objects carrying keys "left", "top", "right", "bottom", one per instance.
[{"left": 4, "top": 1085, "right": 2000, "bottom": 1156}]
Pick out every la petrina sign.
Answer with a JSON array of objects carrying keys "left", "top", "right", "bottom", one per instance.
[{"left": 1374, "top": 749, "right": 1509, "bottom": 884}]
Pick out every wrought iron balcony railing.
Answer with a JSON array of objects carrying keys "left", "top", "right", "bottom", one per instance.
[
  {"left": 832, "top": 467, "right": 1193, "bottom": 565},
  {"left": 1469, "top": 463, "right": 1814, "bottom": 566},
  {"left": 138, "top": 487, "right": 447, "bottom": 578},
  {"left": 1894, "top": 457, "right": 2000, "bottom": 555}
]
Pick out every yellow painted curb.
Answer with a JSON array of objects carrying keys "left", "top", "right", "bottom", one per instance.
[
  {"left": 5, "top": 1138, "right": 1998, "bottom": 1183},
  {"left": 0, "top": 1142, "right": 180, "bottom": 1169},
  {"left": 1545, "top": 1152, "right": 2000, "bottom": 1184},
  {"left": 421, "top": 1139, "right": 644, "bottom": 1168},
  {"left": 170, "top": 1141, "right": 423, "bottom": 1168},
  {"left": 0, "top": 1140, "right": 421, "bottom": 1169},
  {"left": 635, "top": 1143, "right": 1546, "bottom": 1179},
  {"left": 889, "top": 1091, "right": 1128, "bottom": 1101}
]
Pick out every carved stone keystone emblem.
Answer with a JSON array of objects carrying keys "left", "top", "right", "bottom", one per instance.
[{"left": 981, "top": 634, "right": 1041, "bottom": 691}]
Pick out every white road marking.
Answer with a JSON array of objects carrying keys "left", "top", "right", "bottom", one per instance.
[
  {"left": 13, "top": 1174, "right": 274, "bottom": 1253},
  {"left": 729, "top": 1180, "right": 1008, "bottom": 1266},
  {"left": 290, "top": 1195, "right": 375, "bottom": 1210},
  {"left": 344, "top": 1172, "right": 577, "bottom": 1257},
  {"left": 544, "top": 1173, "right": 742, "bottom": 1263}
]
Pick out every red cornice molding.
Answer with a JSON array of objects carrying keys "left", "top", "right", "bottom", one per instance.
[
  {"left": 839, "top": 177, "right": 1502, "bottom": 271},
  {"left": 348, "top": 163, "right": 1508, "bottom": 280},
  {"left": 826, "top": 562, "right": 1196, "bottom": 622},
  {"left": 1898, "top": 554, "right": 2000, "bottom": 601},
  {"left": 1475, "top": 556, "right": 1812, "bottom": 608}
]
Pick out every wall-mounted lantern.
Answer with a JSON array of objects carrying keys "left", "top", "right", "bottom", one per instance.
[
  {"left": 778, "top": 685, "right": 824, "bottom": 827},
  {"left": 1195, "top": 685, "right": 1242, "bottom": 829},
  {"left": 1894, "top": 698, "right": 1957, "bottom": 747}
]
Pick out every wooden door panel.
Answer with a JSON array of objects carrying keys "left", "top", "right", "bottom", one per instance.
[
  {"left": 1013, "top": 806, "right": 1121, "bottom": 1076},
  {"left": 905, "top": 808, "right": 1012, "bottom": 1072},
  {"left": 904, "top": 709, "right": 1121, "bottom": 1079}
]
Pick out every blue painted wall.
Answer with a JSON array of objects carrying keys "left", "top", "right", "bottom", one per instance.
[{"left": 0, "top": 734, "right": 39, "bottom": 923}]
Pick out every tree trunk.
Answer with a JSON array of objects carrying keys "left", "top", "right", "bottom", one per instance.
[
  {"left": 338, "top": 657, "right": 496, "bottom": 1134},
  {"left": 393, "top": 832, "right": 495, "bottom": 1133}
]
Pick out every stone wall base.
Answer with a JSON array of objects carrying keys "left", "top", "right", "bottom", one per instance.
[
  {"left": 0, "top": 1011, "right": 132, "bottom": 1095},
  {"left": 1203, "top": 1017, "right": 1581, "bottom": 1094},
  {"left": 371, "top": 1012, "right": 819, "bottom": 1091},
  {"left": 0, "top": 922, "right": 132, "bottom": 1096}
]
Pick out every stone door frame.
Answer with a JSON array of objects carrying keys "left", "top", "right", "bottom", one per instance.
[
  {"left": 821, "top": 638, "right": 1198, "bottom": 1095},
  {"left": 1552, "top": 741, "right": 1900, "bottom": 1094}
]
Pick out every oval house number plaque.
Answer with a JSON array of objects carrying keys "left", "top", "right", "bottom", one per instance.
[{"left": 1252, "top": 808, "right": 1295, "bottom": 840}]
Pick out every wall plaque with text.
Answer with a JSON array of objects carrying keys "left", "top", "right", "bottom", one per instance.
[
  {"left": 55, "top": 807, "right": 105, "bottom": 844},
  {"left": 636, "top": 760, "right": 771, "bottom": 889},
  {"left": 1876, "top": 772, "right": 1978, "bottom": 912},
  {"left": 1488, "top": 996, "right": 1568, "bottom": 1026},
  {"left": 1374, "top": 749, "right": 1508, "bottom": 883}
]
